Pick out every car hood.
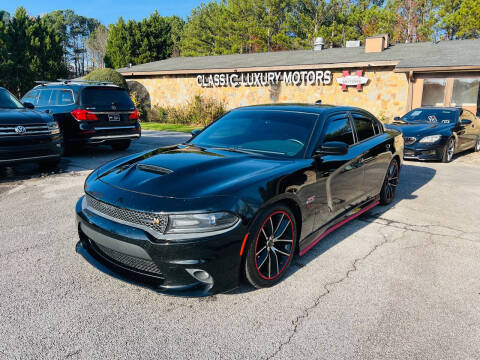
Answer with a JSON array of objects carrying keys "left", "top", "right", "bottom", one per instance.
[
  {"left": 95, "top": 145, "right": 294, "bottom": 199},
  {"left": 0, "top": 108, "right": 52, "bottom": 124},
  {"left": 386, "top": 121, "right": 452, "bottom": 137}
]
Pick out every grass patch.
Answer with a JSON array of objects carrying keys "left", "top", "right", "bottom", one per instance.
[{"left": 141, "top": 123, "right": 201, "bottom": 133}]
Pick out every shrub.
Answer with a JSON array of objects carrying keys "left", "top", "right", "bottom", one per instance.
[
  {"left": 145, "top": 96, "right": 226, "bottom": 126},
  {"left": 84, "top": 68, "right": 128, "bottom": 89}
]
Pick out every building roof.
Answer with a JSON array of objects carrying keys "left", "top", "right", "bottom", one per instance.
[{"left": 118, "top": 39, "right": 480, "bottom": 76}]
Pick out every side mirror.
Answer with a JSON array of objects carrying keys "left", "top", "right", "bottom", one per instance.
[
  {"left": 314, "top": 141, "right": 349, "bottom": 156},
  {"left": 394, "top": 116, "right": 401, "bottom": 121},
  {"left": 191, "top": 129, "right": 202, "bottom": 136},
  {"left": 460, "top": 118, "right": 472, "bottom": 125},
  {"left": 23, "top": 102, "right": 35, "bottom": 109}
]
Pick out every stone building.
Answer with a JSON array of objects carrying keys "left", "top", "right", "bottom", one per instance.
[{"left": 118, "top": 36, "right": 480, "bottom": 121}]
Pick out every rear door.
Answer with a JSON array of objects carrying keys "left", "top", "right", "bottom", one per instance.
[
  {"left": 350, "top": 111, "right": 391, "bottom": 198},
  {"left": 313, "top": 112, "right": 365, "bottom": 227},
  {"left": 80, "top": 87, "right": 136, "bottom": 129},
  {"left": 459, "top": 109, "right": 477, "bottom": 150}
]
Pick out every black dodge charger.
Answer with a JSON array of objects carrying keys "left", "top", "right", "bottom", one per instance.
[
  {"left": 387, "top": 107, "right": 480, "bottom": 162},
  {"left": 76, "top": 104, "right": 403, "bottom": 296},
  {"left": 0, "top": 87, "right": 62, "bottom": 167}
]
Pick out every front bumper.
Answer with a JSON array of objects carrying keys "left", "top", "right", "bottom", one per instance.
[
  {"left": 403, "top": 139, "right": 447, "bottom": 161},
  {"left": 75, "top": 196, "right": 246, "bottom": 296},
  {"left": 0, "top": 134, "right": 63, "bottom": 165}
]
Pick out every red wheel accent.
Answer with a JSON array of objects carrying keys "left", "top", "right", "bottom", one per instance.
[{"left": 254, "top": 210, "right": 294, "bottom": 280}]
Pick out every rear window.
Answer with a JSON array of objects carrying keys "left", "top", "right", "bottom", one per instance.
[{"left": 82, "top": 87, "right": 134, "bottom": 110}]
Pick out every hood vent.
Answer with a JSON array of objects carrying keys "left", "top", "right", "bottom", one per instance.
[{"left": 136, "top": 164, "right": 173, "bottom": 175}]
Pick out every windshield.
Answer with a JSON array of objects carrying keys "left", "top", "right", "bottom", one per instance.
[
  {"left": 401, "top": 109, "right": 457, "bottom": 124},
  {"left": 82, "top": 87, "right": 134, "bottom": 110},
  {"left": 189, "top": 109, "right": 318, "bottom": 158},
  {"left": 0, "top": 88, "right": 24, "bottom": 109}
]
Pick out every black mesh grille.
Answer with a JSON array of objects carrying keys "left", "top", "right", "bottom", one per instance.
[
  {"left": 86, "top": 195, "right": 168, "bottom": 234},
  {"left": 92, "top": 241, "right": 163, "bottom": 276}
]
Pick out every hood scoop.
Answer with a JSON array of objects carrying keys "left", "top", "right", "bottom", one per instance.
[{"left": 136, "top": 163, "right": 173, "bottom": 175}]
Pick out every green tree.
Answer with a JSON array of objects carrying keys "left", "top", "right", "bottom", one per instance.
[
  {"left": 84, "top": 68, "right": 128, "bottom": 89},
  {"left": 455, "top": 0, "right": 480, "bottom": 39},
  {"left": 0, "top": 7, "right": 67, "bottom": 96}
]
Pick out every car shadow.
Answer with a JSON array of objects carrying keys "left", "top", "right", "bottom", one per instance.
[{"left": 228, "top": 163, "right": 437, "bottom": 295}]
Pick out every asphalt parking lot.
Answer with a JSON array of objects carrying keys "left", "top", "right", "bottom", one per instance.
[{"left": 1, "top": 131, "right": 479, "bottom": 359}]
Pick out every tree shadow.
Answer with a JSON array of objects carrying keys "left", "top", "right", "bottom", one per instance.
[{"left": 228, "top": 163, "right": 437, "bottom": 295}]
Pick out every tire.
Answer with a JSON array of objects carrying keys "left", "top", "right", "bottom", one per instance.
[
  {"left": 244, "top": 205, "right": 297, "bottom": 288},
  {"left": 441, "top": 138, "right": 455, "bottom": 163},
  {"left": 111, "top": 140, "right": 131, "bottom": 151},
  {"left": 379, "top": 158, "right": 399, "bottom": 205},
  {"left": 474, "top": 136, "right": 480, "bottom": 152}
]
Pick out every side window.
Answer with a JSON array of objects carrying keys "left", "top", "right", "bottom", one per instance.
[
  {"left": 374, "top": 120, "right": 383, "bottom": 135},
  {"left": 323, "top": 115, "right": 355, "bottom": 146},
  {"left": 49, "top": 89, "right": 74, "bottom": 106},
  {"left": 352, "top": 114, "right": 376, "bottom": 141},
  {"left": 37, "top": 90, "right": 53, "bottom": 106},
  {"left": 22, "top": 90, "right": 39, "bottom": 105}
]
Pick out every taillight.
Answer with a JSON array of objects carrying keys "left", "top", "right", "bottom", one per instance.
[
  {"left": 71, "top": 109, "right": 98, "bottom": 121},
  {"left": 129, "top": 109, "right": 139, "bottom": 120}
]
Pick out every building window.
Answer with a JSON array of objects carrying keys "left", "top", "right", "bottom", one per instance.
[
  {"left": 451, "top": 78, "right": 480, "bottom": 114},
  {"left": 422, "top": 78, "right": 446, "bottom": 107}
]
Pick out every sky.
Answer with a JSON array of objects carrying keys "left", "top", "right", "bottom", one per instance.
[{"left": 2, "top": 0, "right": 205, "bottom": 24}]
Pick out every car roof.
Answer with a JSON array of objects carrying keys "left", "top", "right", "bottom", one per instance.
[
  {"left": 414, "top": 106, "right": 460, "bottom": 111},
  {"left": 29, "top": 81, "right": 122, "bottom": 91},
  {"left": 233, "top": 103, "right": 370, "bottom": 115}
]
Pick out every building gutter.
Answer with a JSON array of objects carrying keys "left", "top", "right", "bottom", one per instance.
[
  {"left": 119, "top": 61, "right": 398, "bottom": 77},
  {"left": 394, "top": 65, "right": 480, "bottom": 73}
]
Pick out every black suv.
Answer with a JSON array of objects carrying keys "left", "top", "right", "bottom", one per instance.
[
  {"left": 22, "top": 80, "right": 141, "bottom": 152},
  {"left": 0, "top": 87, "right": 62, "bottom": 167}
]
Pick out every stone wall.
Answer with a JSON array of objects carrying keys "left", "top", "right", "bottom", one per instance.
[{"left": 126, "top": 67, "right": 409, "bottom": 122}]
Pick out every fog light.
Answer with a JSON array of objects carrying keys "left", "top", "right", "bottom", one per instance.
[{"left": 186, "top": 268, "right": 212, "bottom": 284}]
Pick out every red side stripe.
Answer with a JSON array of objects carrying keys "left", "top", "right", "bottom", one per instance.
[
  {"left": 239, "top": 233, "right": 249, "bottom": 256},
  {"left": 299, "top": 200, "right": 379, "bottom": 256}
]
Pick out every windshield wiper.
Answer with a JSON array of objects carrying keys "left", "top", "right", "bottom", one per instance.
[{"left": 210, "top": 146, "right": 260, "bottom": 155}]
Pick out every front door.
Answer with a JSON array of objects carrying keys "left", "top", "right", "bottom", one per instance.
[{"left": 313, "top": 112, "right": 365, "bottom": 228}]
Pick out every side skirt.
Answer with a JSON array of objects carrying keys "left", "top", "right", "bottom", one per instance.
[{"left": 299, "top": 198, "right": 379, "bottom": 256}]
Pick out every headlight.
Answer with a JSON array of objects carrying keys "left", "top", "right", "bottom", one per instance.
[
  {"left": 166, "top": 212, "right": 239, "bottom": 234},
  {"left": 419, "top": 135, "right": 442, "bottom": 143},
  {"left": 47, "top": 122, "right": 60, "bottom": 135}
]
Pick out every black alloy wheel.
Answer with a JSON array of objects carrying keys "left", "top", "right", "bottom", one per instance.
[
  {"left": 442, "top": 138, "right": 455, "bottom": 163},
  {"left": 380, "top": 158, "right": 399, "bottom": 205},
  {"left": 244, "top": 205, "right": 297, "bottom": 288}
]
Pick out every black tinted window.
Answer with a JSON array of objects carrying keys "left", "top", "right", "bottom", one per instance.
[
  {"left": 0, "top": 88, "right": 23, "bottom": 109},
  {"left": 190, "top": 110, "right": 317, "bottom": 158},
  {"left": 22, "top": 90, "right": 39, "bottom": 105},
  {"left": 82, "top": 87, "right": 134, "bottom": 110},
  {"left": 323, "top": 116, "right": 355, "bottom": 145},
  {"left": 37, "top": 89, "right": 53, "bottom": 106},
  {"left": 50, "top": 89, "right": 75, "bottom": 105},
  {"left": 353, "top": 116, "right": 376, "bottom": 141}
]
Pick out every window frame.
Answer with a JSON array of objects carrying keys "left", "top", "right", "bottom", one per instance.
[
  {"left": 318, "top": 111, "right": 357, "bottom": 148},
  {"left": 48, "top": 88, "right": 76, "bottom": 106},
  {"left": 349, "top": 111, "right": 383, "bottom": 143}
]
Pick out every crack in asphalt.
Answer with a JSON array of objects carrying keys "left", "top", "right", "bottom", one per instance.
[
  {"left": 265, "top": 227, "right": 406, "bottom": 360},
  {"left": 266, "top": 214, "right": 480, "bottom": 359},
  {"left": 361, "top": 215, "right": 480, "bottom": 243}
]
